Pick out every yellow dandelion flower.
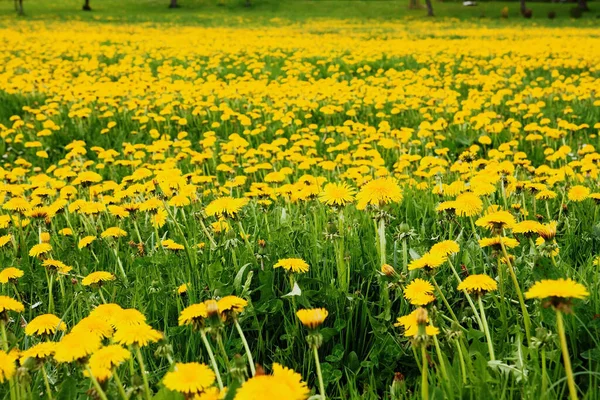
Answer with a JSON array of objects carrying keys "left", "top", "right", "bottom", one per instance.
[
  {"left": 25, "top": 314, "right": 66, "bottom": 336},
  {"left": 0, "top": 268, "right": 23, "bottom": 284},
  {"left": 429, "top": 240, "right": 460, "bottom": 256},
  {"left": 205, "top": 197, "right": 248, "bottom": 219},
  {"left": 82, "top": 271, "right": 115, "bottom": 286},
  {"left": 20, "top": 342, "right": 56, "bottom": 364},
  {"left": 525, "top": 279, "right": 589, "bottom": 301},
  {"left": 478, "top": 236, "right": 520, "bottom": 249},
  {"left": 273, "top": 258, "right": 309, "bottom": 273},
  {"left": 0, "top": 350, "right": 16, "bottom": 383},
  {"left": 113, "top": 322, "right": 162, "bottom": 347},
  {"left": 404, "top": 279, "right": 435, "bottom": 306},
  {"left": 54, "top": 332, "right": 102, "bottom": 363},
  {"left": 179, "top": 303, "right": 208, "bottom": 327},
  {"left": 235, "top": 363, "right": 309, "bottom": 400},
  {"left": 408, "top": 251, "right": 447, "bottom": 271},
  {"left": 162, "top": 362, "right": 216, "bottom": 395},
  {"left": 457, "top": 274, "right": 498, "bottom": 294},
  {"left": 29, "top": 243, "right": 52, "bottom": 258},
  {"left": 454, "top": 193, "right": 483, "bottom": 217},
  {"left": 100, "top": 227, "right": 127, "bottom": 239},
  {"left": 318, "top": 182, "right": 356, "bottom": 207},
  {"left": 78, "top": 236, "right": 97, "bottom": 249},
  {"left": 0, "top": 296, "right": 24, "bottom": 314},
  {"left": 567, "top": 185, "right": 590, "bottom": 202},
  {"left": 71, "top": 315, "right": 114, "bottom": 339},
  {"left": 356, "top": 177, "right": 403, "bottom": 210},
  {"left": 296, "top": 308, "right": 328, "bottom": 329}
]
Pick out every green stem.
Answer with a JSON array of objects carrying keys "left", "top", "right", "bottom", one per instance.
[
  {"left": 448, "top": 260, "right": 483, "bottom": 329},
  {"left": 134, "top": 346, "right": 152, "bottom": 400},
  {"left": 45, "top": 269, "right": 54, "bottom": 314},
  {"left": 200, "top": 330, "right": 224, "bottom": 390},
  {"left": 1, "top": 320, "right": 9, "bottom": 351},
  {"left": 234, "top": 319, "right": 256, "bottom": 376},
  {"left": 421, "top": 344, "right": 429, "bottom": 400},
  {"left": 433, "top": 336, "right": 449, "bottom": 384},
  {"left": 237, "top": 220, "right": 253, "bottom": 252},
  {"left": 41, "top": 365, "right": 53, "bottom": 400},
  {"left": 376, "top": 217, "right": 386, "bottom": 266},
  {"left": 312, "top": 345, "right": 326, "bottom": 400},
  {"left": 477, "top": 296, "right": 496, "bottom": 361},
  {"left": 11, "top": 284, "right": 22, "bottom": 303},
  {"left": 499, "top": 235, "right": 531, "bottom": 346},
  {"left": 541, "top": 347, "right": 548, "bottom": 399},
  {"left": 112, "top": 247, "right": 128, "bottom": 285},
  {"left": 556, "top": 310, "right": 578, "bottom": 400},
  {"left": 431, "top": 276, "right": 461, "bottom": 328},
  {"left": 216, "top": 333, "right": 230, "bottom": 369},
  {"left": 198, "top": 219, "right": 217, "bottom": 248},
  {"left": 98, "top": 289, "right": 107, "bottom": 304},
  {"left": 112, "top": 369, "right": 129, "bottom": 400},
  {"left": 84, "top": 365, "right": 108, "bottom": 400},
  {"left": 454, "top": 339, "right": 467, "bottom": 385}
]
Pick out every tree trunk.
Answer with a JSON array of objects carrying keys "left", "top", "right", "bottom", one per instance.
[
  {"left": 82, "top": 0, "right": 92, "bottom": 11},
  {"left": 17, "top": 0, "right": 23, "bottom": 15},
  {"left": 520, "top": 0, "right": 526, "bottom": 15},
  {"left": 245, "top": 0, "right": 251, "bottom": 7},
  {"left": 169, "top": 0, "right": 179, "bottom": 8},
  {"left": 424, "top": 0, "right": 434, "bottom": 16},
  {"left": 578, "top": 0, "right": 589, "bottom": 11}
]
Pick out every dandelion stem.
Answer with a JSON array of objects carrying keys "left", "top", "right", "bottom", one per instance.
[
  {"left": 237, "top": 220, "right": 252, "bottom": 252},
  {"left": 1, "top": 319, "right": 9, "bottom": 352},
  {"left": 448, "top": 260, "right": 483, "bottom": 329},
  {"left": 499, "top": 235, "right": 531, "bottom": 346},
  {"left": 376, "top": 217, "right": 386, "bottom": 266},
  {"left": 541, "top": 347, "right": 548, "bottom": 399},
  {"left": 312, "top": 345, "right": 326, "bottom": 400},
  {"left": 431, "top": 276, "right": 461, "bottom": 328},
  {"left": 134, "top": 346, "right": 152, "bottom": 400},
  {"left": 234, "top": 319, "right": 256, "bottom": 377},
  {"left": 41, "top": 365, "right": 53, "bottom": 400},
  {"left": 45, "top": 269, "right": 54, "bottom": 314},
  {"left": 200, "top": 329, "right": 224, "bottom": 390},
  {"left": 454, "top": 338, "right": 467, "bottom": 385},
  {"left": 556, "top": 310, "right": 578, "bottom": 400},
  {"left": 215, "top": 333, "right": 230, "bottom": 369},
  {"left": 11, "top": 283, "right": 22, "bottom": 303},
  {"left": 98, "top": 289, "right": 107, "bottom": 304},
  {"left": 84, "top": 365, "right": 109, "bottom": 400},
  {"left": 477, "top": 295, "right": 496, "bottom": 361},
  {"left": 112, "top": 369, "right": 128, "bottom": 400},
  {"left": 198, "top": 218, "right": 217, "bottom": 249},
  {"left": 420, "top": 344, "right": 429, "bottom": 400},
  {"left": 433, "top": 336, "right": 449, "bottom": 384}
]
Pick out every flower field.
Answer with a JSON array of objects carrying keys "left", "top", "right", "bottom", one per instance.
[{"left": 0, "top": 18, "right": 600, "bottom": 399}]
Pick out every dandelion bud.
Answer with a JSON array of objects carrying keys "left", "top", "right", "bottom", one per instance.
[
  {"left": 205, "top": 300, "right": 219, "bottom": 318},
  {"left": 391, "top": 372, "right": 406, "bottom": 398},
  {"left": 381, "top": 264, "right": 396, "bottom": 277},
  {"left": 255, "top": 364, "right": 265, "bottom": 376},
  {"left": 415, "top": 307, "right": 428, "bottom": 325},
  {"left": 40, "top": 232, "right": 51, "bottom": 243}
]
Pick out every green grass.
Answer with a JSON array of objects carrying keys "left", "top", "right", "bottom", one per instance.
[{"left": 0, "top": 0, "right": 599, "bottom": 24}]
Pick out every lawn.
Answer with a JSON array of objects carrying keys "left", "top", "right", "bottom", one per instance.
[
  {"left": 0, "top": 1, "right": 599, "bottom": 400},
  {"left": 1, "top": 0, "right": 599, "bottom": 23}
]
